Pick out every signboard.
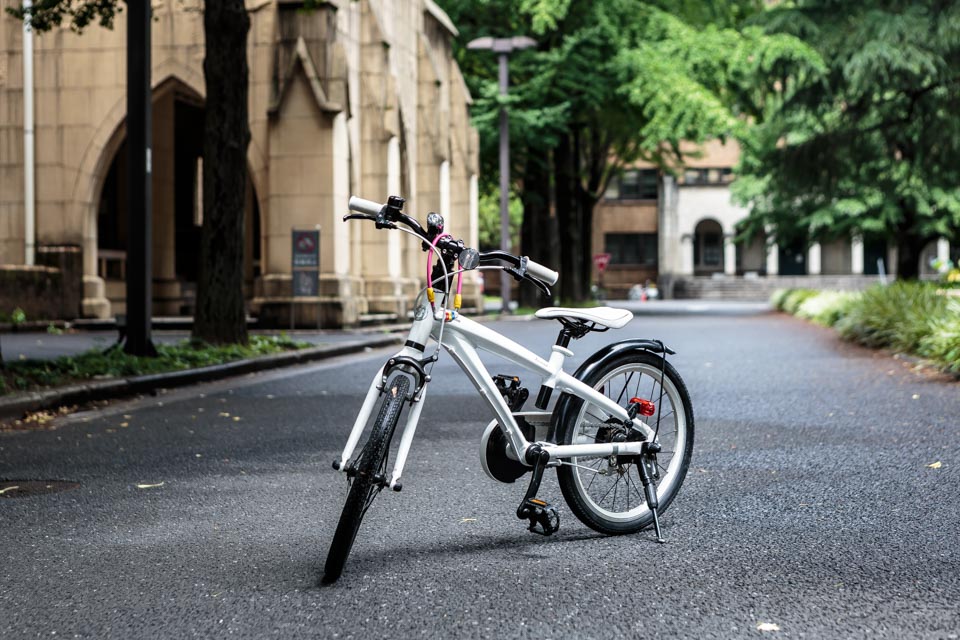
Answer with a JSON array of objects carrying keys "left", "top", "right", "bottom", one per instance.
[
  {"left": 292, "top": 269, "right": 318, "bottom": 297},
  {"left": 593, "top": 253, "right": 612, "bottom": 273},
  {"left": 290, "top": 228, "right": 321, "bottom": 329},
  {"left": 292, "top": 230, "right": 320, "bottom": 268}
]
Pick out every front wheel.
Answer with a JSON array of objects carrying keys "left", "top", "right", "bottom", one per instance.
[
  {"left": 323, "top": 374, "right": 410, "bottom": 583},
  {"left": 557, "top": 351, "right": 694, "bottom": 535}
]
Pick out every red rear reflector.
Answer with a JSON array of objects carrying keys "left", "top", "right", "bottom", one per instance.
[{"left": 629, "top": 397, "right": 656, "bottom": 417}]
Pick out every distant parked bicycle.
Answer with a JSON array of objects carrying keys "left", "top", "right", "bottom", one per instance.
[{"left": 324, "top": 195, "right": 694, "bottom": 583}]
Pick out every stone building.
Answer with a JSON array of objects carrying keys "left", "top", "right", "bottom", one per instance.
[
  {"left": 594, "top": 140, "right": 957, "bottom": 298},
  {"left": 0, "top": 0, "right": 480, "bottom": 325}
]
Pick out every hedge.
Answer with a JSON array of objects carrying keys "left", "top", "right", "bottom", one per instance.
[{"left": 771, "top": 283, "right": 960, "bottom": 374}]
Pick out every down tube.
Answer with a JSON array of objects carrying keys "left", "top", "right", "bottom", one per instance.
[{"left": 440, "top": 331, "right": 532, "bottom": 460}]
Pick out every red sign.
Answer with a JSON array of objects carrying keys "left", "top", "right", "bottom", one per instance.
[{"left": 593, "top": 253, "right": 612, "bottom": 273}]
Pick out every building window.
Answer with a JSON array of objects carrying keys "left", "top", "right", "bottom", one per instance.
[
  {"left": 605, "top": 233, "right": 658, "bottom": 266},
  {"left": 682, "top": 168, "right": 733, "bottom": 185},
  {"left": 606, "top": 169, "right": 658, "bottom": 200}
]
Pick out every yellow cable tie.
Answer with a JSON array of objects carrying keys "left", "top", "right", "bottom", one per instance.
[
  {"left": 454, "top": 293, "right": 462, "bottom": 310},
  {"left": 427, "top": 288, "right": 435, "bottom": 304}
]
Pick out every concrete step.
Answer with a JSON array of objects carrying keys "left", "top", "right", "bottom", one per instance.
[{"left": 671, "top": 275, "right": 882, "bottom": 300}]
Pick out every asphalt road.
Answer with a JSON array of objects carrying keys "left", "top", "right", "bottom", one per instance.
[{"left": 2, "top": 308, "right": 958, "bottom": 639}]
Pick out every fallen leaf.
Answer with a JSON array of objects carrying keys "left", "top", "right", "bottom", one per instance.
[
  {"left": 912, "top": 394, "right": 920, "bottom": 400},
  {"left": 757, "top": 622, "right": 781, "bottom": 632},
  {"left": 460, "top": 518, "right": 477, "bottom": 523},
  {"left": 119, "top": 422, "right": 129, "bottom": 428},
  {"left": 136, "top": 482, "right": 165, "bottom": 489},
  {"left": 124, "top": 414, "right": 132, "bottom": 419},
  {"left": 927, "top": 461, "right": 942, "bottom": 469},
  {"left": 0, "top": 486, "right": 20, "bottom": 495},
  {"left": 219, "top": 412, "right": 230, "bottom": 418},
  {"left": 232, "top": 417, "right": 241, "bottom": 422},
  {"left": 195, "top": 454, "right": 203, "bottom": 458}
]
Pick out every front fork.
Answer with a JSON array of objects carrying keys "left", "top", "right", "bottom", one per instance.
[{"left": 333, "top": 361, "right": 429, "bottom": 492}]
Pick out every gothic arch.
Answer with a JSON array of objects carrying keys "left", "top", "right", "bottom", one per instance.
[{"left": 76, "top": 68, "right": 267, "bottom": 279}]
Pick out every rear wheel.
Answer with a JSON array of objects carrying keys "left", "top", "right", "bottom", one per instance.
[
  {"left": 323, "top": 374, "right": 410, "bottom": 583},
  {"left": 557, "top": 351, "right": 693, "bottom": 535}
]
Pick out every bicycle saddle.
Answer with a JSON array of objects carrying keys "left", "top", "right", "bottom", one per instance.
[{"left": 534, "top": 306, "right": 633, "bottom": 329}]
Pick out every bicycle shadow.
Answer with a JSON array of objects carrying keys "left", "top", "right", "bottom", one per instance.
[{"left": 315, "top": 528, "right": 625, "bottom": 587}]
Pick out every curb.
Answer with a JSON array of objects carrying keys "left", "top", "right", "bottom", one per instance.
[{"left": 0, "top": 334, "right": 403, "bottom": 421}]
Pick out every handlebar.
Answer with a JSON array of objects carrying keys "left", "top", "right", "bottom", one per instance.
[{"left": 344, "top": 194, "right": 558, "bottom": 292}]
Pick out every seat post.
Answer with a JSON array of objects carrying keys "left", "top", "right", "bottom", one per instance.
[{"left": 535, "top": 325, "right": 578, "bottom": 411}]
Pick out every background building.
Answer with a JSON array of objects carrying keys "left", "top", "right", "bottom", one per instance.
[
  {"left": 594, "top": 140, "right": 957, "bottom": 299},
  {"left": 0, "top": 0, "right": 480, "bottom": 326}
]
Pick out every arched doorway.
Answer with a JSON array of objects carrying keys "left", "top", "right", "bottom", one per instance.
[
  {"left": 96, "top": 79, "right": 261, "bottom": 316},
  {"left": 693, "top": 219, "right": 724, "bottom": 275}
]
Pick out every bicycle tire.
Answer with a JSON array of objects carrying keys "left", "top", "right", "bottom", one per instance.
[
  {"left": 322, "top": 374, "right": 410, "bottom": 583},
  {"left": 557, "top": 350, "right": 694, "bottom": 535}
]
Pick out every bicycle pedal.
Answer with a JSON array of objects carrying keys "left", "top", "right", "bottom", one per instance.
[{"left": 520, "top": 498, "right": 560, "bottom": 536}]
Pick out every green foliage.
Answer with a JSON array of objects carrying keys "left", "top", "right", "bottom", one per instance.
[
  {"left": 835, "top": 282, "right": 949, "bottom": 352},
  {"left": 477, "top": 188, "right": 523, "bottom": 251},
  {"left": 6, "top": 0, "right": 122, "bottom": 33},
  {"left": 0, "top": 335, "right": 310, "bottom": 396},
  {"left": 776, "top": 284, "right": 960, "bottom": 372},
  {"left": 769, "top": 288, "right": 791, "bottom": 311},
  {"left": 440, "top": 0, "right": 821, "bottom": 300},
  {"left": 440, "top": 0, "right": 820, "bottom": 183},
  {"left": 735, "top": 1, "right": 960, "bottom": 270},
  {"left": 11, "top": 308, "right": 27, "bottom": 325},
  {"left": 918, "top": 300, "right": 960, "bottom": 374},
  {"left": 795, "top": 290, "right": 861, "bottom": 327},
  {"left": 780, "top": 289, "right": 819, "bottom": 315}
]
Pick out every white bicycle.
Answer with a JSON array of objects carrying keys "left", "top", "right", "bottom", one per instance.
[{"left": 323, "top": 195, "right": 694, "bottom": 583}]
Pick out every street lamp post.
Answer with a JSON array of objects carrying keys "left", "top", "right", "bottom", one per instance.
[
  {"left": 466, "top": 36, "right": 535, "bottom": 314},
  {"left": 125, "top": 0, "right": 156, "bottom": 356}
]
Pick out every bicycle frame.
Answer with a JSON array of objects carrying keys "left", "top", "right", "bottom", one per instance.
[{"left": 335, "top": 292, "right": 659, "bottom": 491}]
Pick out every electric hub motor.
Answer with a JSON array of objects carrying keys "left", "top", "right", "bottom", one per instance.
[{"left": 479, "top": 418, "right": 535, "bottom": 483}]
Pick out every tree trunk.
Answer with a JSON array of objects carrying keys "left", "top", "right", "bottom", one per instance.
[
  {"left": 555, "top": 133, "right": 584, "bottom": 302},
  {"left": 519, "top": 152, "right": 556, "bottom": 308},
  {"left": 578, "top": 126, "right": 606, "bottom": 300},
  {"left": 578, "top": 188, "right": 598, "bottom": 297},
  {"left": 194, "top": 0, "right": 251, "bottom": 345},
  {"left": 895, "top": 232, "right": 927, "bottom": 280}
]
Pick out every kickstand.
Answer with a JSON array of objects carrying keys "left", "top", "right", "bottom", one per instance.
[{"left": 637, "top": 442, "right": 666, "bottom": 544}]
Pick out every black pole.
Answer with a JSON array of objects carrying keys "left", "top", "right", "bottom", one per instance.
[
  {"left": 125, "top": 1, "right": 155, "bottom": 356},
  {"left": 498, "top": 53, "right": 512, "bottom": 314}
]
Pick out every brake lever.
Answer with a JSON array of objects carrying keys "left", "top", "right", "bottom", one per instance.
[
  {"left": 525, "top": 274, "right": 552, "bottom": 298},
  {"left": 343, "top": 213, "right": 376, "bottom": 222},
  {"left": 343, "top": 212, "right": 397, "bottom": 229}
]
